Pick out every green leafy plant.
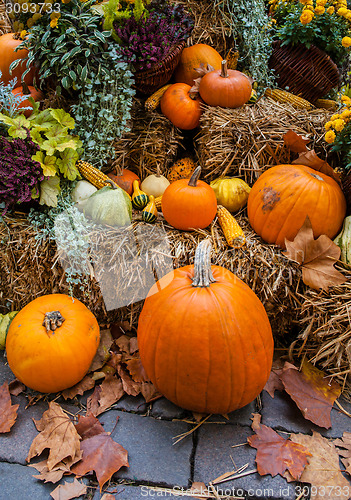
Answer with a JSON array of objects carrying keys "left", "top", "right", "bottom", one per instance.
[
  {"left": 71, "top": 46, "right": 135, "bottom": 170},
  {"left": 0, "top": 71, "right": 32, "bottom": 119},
  {"left": 11, "top": 0, "right": 112, "bottom": 92},
  {"left": 103, "top": 0, "right": 149, "bottom": 40},
  {"left": 0, "top": 103, "right": 82, "bottom": 207},
  {"left": 270, "top": 0, "right": 351, "bottom": 65},
  {"left": 213, "top": 0, "right": 275, "bottom": 91}
]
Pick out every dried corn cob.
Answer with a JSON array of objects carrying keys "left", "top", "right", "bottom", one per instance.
[
  {"left": 216, "top": 205, "right": 245, "bottom": 248},
  {"left": 225, "top": 48, "right": 239, "bottom": 70},
  {"left": 315, "top": 98, "right": 338, "bottom": 111},
  {"left": 76, "top": 160, "right": 110, "bottom": 189},
  {"left": 154, "top": 195, "right": 162, "bottom": 211},
  {"left": 264, "top": 88, "right": 313, "bottom": 110},
  {"left": 145, "top": 84, "right": 172, "bottom": 112}
]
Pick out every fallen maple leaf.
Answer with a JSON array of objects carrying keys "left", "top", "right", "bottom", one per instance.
[
  {"left": 283, "top": 130, "right": 310, "bottom": 153},
  {"left": 263, "top": 371, "right": 284, "bottom": 398},
  {"left": 115, "top": 335, "right": 131, "bottom": 354},
  {"left": 292, "top": 150, "right": 342, "bottom": 186},
  {"left": 126, "top": 358, "right": 150, "bottom": 383},
  {"left": 29, "top": 454, "right": 83, "bottom": 484},
  {"left": 117, "top": 365, "right": 141, "bottom": 396},
  {"left": 280, "top": 360, "right": 341, "bottom": 429},
  {"left": 61, "top": 376, "right": 95, "bottom": 400},
  {"left": 50, "top": 478, "right": 87, "bottom": 500},
  {"left": 286, "top": 432, "right": 350, "bottom": 499},
  {"left": 8, "top": 379, "right": 26, "bottom": 396},
  {"left": 71, "top": 432, "right": 129, "bottom": 491},
  {"left": 86, "top": 375, "right": 124, "bottom": 417},
  {"left": 129, "top": 337, "right": 138, "bottom": 354},
  {"left": 75, "top": 413, "right": 105, "bottom": 440},
  {"left": 248, "top": 418, "right": 311, "bottom": 479},
  {"left": 0, "top": 382, "right": 19, "bottom": 433},
  {"left": 26, "top": 401, "right": 81, "bottom": 470},
  {"left": 140, "top": 382, "right": 162, "bottom": 403},
  {"left": 334, "top": 432, "right": 351, "bottom": 475},
  {"left": 283, "top": 216, "right": 346, "bottom": 291}
]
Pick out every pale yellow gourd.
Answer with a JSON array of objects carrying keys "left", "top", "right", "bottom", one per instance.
[
  {"left": 210, "top": 177, "right": 251, "bottom": 212},
  {"left": 141, "top": 174, "right": 170, "bottom": 198}
]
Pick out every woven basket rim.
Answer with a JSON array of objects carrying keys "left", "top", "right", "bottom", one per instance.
[
  {"left": 272, "top": 39, "right": 338, "bottom": 66},
  {"left": 133, "top": 40, "right": 186, "bottom": 78}
]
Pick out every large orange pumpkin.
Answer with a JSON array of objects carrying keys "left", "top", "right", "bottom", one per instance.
[
  {"left": 6, "top": 294, "right": 100, "bottom": 393},
  {"left": 173, "top": 43, "right": 222, "bottom": 86},
  {"left": 161, "top": 166, "right": 217, "bottom": 230},
  {"left": 247, "top": 164, "right": 347, "bottom": 248},
  {"left": 160, "top": 83, "right": 202, "bottom": 130},
  {"left": 138, "top": 239, "right": 274, "bottom": 414},
  {"left": 199, "top": 60, "right": 252, "bottom": 108},
  {"left": 12, "top": 85, "right": 43, "bottom": 117},
  {"left": 0, "top": 33, "right": 36, "bottom": 86}
]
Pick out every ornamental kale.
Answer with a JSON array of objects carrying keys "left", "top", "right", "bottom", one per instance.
[
  {"left": 113, "top": 2, "right": 194, "bottom": 70},
  {"left": 0, "top": 135, "right": 43, "bottom": 214}
]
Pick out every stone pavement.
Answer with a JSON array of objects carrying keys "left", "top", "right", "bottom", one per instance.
[{"left": 1, "top": 354, "right": 351, "bottom": 500}]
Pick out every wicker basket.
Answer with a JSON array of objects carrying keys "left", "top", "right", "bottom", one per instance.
[
  {"left": 0, "top": 0, "right": 12, "bottom": 35},
  {"left": 269, "top": 41, "right": 340, "bottom": 103},
  {"left": 133, "top": 41, "right": 186, "bottom": 95}
]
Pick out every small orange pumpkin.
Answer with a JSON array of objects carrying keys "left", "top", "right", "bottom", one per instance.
[
  {"left": 161, "top": 166, "right": 217, "bottom": 230},
  {"left": 137, "top": 239, "right": 274, "bottom": 414},
  {"left": 160, "top": 83, "right": 202, "bottom": 130},
  {"left": 174, "top": 43, "right": 222, "bottom": 86},
  {"left": 107, "top": 168, "right": 141, "bottom": 196},
  {"left": 6, "top": 294, "right": 100, "bottom": 393},
  {"left": 12, "top": 84, "right": 43, "bottom": 117},
  {"left": 199, "top": 60, "right": 252, "bottom": 108},
  {"left": 247, "top": 164, "right": 347, "bottom": 248}
]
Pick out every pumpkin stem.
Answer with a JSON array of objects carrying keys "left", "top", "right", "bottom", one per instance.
[
  {"left": 43, "top": 311, "right": 65, "bottom": 334},
  {"left": 220, "top": 60, "right": 228, "bottom": 78},
  {"left": 21, "top": 81, "right": 30, "bottom": 95},
  {"left": 105, "top": 178, "right": 118, "bottom": 190},
  {"left": 188, "top": 166, "right": 201, "bottom": 187},
  {"left": 192, "top": 239, "right": 216, "bottom": 287}
]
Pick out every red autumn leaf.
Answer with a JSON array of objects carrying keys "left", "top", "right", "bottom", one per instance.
[
  {"left": 71, "top": 432, "right": 129, "bottom": 491},
  {"left": 50, "top": 478, "right": 87, "bottom": 500},
  {"left": 292, "top": 150, "right": 342, "bottom": 186},
  {"left": 75, "top": 413, "right": 105, "bottom": 440},
  {"left": 280, "top": 360, "right": 341, "bottom": 429},
  {"left": 263, "top": 371, "right": 284, "bottom": 398},
  {"left": 247, "top": 418, "right": 311, "bottom": 479},
  {"left": 334, "top": 432, "right": 351, "bottom": 475},
  {"left": 61, "top": 376, "right": 95, "bottom": 400},
  {"left": 283, "top": 130, "right": 310, "bottom": 153},
  {"left": 0, "top": 382, "right": 19, "bottom": 433},
  {"left": 283, "top": 216, "right": 346, "bottom": 291}
]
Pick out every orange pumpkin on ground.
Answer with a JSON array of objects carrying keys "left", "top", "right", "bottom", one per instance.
[
  {"left": 0, "top": 33, "right": 37, "bottom": 86},
  {"left": 161, "top": 166, "right": 217, "bottom": 230},
  {"left": 199, "top": 60, "right": 252, "bottom": 108},
  {"left": 160, "top": 83, "right": 202, "bottom": 130},
  {"left": 247, "top": 164, "right": 347, "bottom": 248},
  {"left": 137, "top": 239, "right": 274, "bottom": 414},
  {"left": 6, "top": 294, "right": 100, "bottom": 393},
  {"left": 107, "top": 168, "right": 141, "bottom": 196},
  {"left": 173, "top": 43, "right": 222, "bottom": 86},
  {"left": 12, "top": 85, "right": 43, "bottom": 117}
]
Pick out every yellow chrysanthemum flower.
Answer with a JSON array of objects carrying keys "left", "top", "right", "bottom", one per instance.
[
  {"left": 337, "top": 6, "right": 348, "bottom": 15},
  {"left": 327, "top": 6, "right": 335, "bottom": 13},
  {"left": 32, "top": 12, "right": 42, "bottom": 21},
  {"left": 50, "top": 18, "right": 58, "bottom": 28},
  {"left": 26, "top": 18, "right": 34, "bottom": 28},
  {"left": 341, "top": 95, "right": 351, "bottom": 103},
  {"left": 340, "top": 109, "right": 351, "bottom": 120},
  {"left": 20, "top": 30, "right": 27, "bottom": 39},
  {"left": 316, "top": 0, "right": 327, "bottom": 5},
  {"left": 325, "top": 121, "right": 333, "bottom": 130},
  {"left": 13, "top": 20, "right": 19, "bottom": 31},
  {"left": 334, "top": 118, "right": 345, "bottom": 131},
  {"left": 325, "top": 130, "right": 336, "bottom": 143},
  {"left": 300, "top": 10, "right": 314, "bottom": 23},
  {"left": 330, "top": 113, "right": 340, "bottom": 120},
  {"left": 314, "top": 5, "right": 325, "bottom": 13},
  {"left": 342, "top": 36, "right": 351, "bottom": 47},
  {"left": 50, "top": 11, "right": 61, "bottom": 19}
]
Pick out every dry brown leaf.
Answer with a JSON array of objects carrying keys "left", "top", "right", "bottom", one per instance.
[
  {"left": 115, "top": 335, "right": 131, "bottom": 354},
  {"left": 263, "top": 371, "right": 284, "bottom": 398},
  {"left": 61, "top": 376, "right": 95, "bottom": 400},
  {"left": 283, "top": 129, "right": 310, "bottom": 153},
  {"left": 140, "top": 382, "right": 162, "bottom": 403},
  {"left": 247, "top": 422, "right": 311, "bottom": 479},
  {"left": 292, "top": 150, "right": 342, "bottom": 186},
  {"left": 129, "top": 337, "right": 138, "bottom": 354},
  {"left": 117, "top": 365, "right": 141, "bottom": 396},
  {"left": 283, "top": 216, "right": 346, "bottom": 291},
  {"left": 0, "top": 382, "right": 19, "bottom": 433},
  {"left": 26, "top": 401, "right": 81, "bottom": 470},
  {"left": 334, "top": 432, "right": 351, "bottom": 475},
  {"left": 71, "top": 432, "right": 129, "bottom": 492},
  {"left": 125, "top": 358, "right": 150, "bottom": 383},
  {"left": 189, "top": 481, "right": 209, "bottom": 500},
  {"left": 251, "top": 413, "right": 262, "bottom": 432},
  {"left": 86, "top": 385, "right": 102, "bottom": 417},
  {"left": 91, "top": 375, "right": 124, "bottom": 417},
  {"left": 50, "top": 478, "right": 87, "bottom": 500},
  {"left": 29, "top": 454, "right": 83, "bottom": 484},
  {"left": 100, "top": 494, "right": 116, "bottom": 500},
  {"left": 88, "top": 329, "right": 114, "bottom": 372},
  {"left": 280, "top": 360, "right": 341, "bottom": 429},
  {"left": 75, "top": 413, "right": 105, "bottom": 440},
  {"left": 8, "top": 379, "right": 26, "bottom": 396},
  {"left": 286, "top": 432, "right": 350, "bottom": 499}
]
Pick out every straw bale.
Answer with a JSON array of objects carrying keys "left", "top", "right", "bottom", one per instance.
[
  {"left": 0, "top": 0, "right": 12, "bottom": 35},
  {"left": 196, "top": 98, "right": 333, "bottom": 185},
  {"left": 109, "top": 98, "right": 184, "bottom": 178}
]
